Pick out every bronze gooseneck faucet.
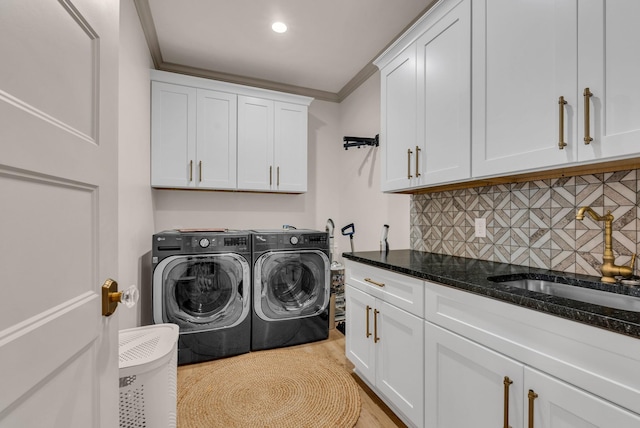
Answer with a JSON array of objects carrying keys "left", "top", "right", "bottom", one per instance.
[{"left": 575, "top": 206, "right": 636, "bottom": 283}]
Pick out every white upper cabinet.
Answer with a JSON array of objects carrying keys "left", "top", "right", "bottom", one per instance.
[
  {"left": 237, "top": 96, "right": 274, "bottom": 191},
  {"left": 274, "top": 102, "right": 308, "bottom": 192},
  {"left": 151, "top": 81, "right": 198, "bottom": 188},
  {"left": 151, "top": 70, "right": 312, "bottom": 192},
  {"left": 197, "top": 89, "right": 238, "bottom": 189},
  {"left": 376, "top": 0, "right": 471, "bottom": 192},
  {"left": 416, "top": 0, "right": 470, "bottom": 185},
  {"left": 471, "top": 0, "right": 578, "bottom": 177},
  {"left": 578, "top": 1, "right": 640, "bottom": 162},
  {"left": 473, "top": 0, "right": 640, "bottom": 178},
  {"left": 379, "top": 44, "right": 418, "bottom": 192},
  {"left": 238, "top": 97, "right": 308, "bottom": 192}
]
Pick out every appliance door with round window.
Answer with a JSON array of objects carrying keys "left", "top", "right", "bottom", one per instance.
[
  {"left": 254, "top": 250, "right": 330, "bottom": 321},
  {"left": 157, "top": 253, "right": 250, "bottom": 332}
]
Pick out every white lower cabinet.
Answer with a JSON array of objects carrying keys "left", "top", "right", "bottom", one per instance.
[
  {"left": 345, "top": 265, "right": 424, "bottom": 428},
  {"left": 424, "top": 321, "right": 523, "bottom": 427},
  {"left": 424, "top": 281, "right": 640, "bottom": 428},
  {"left": 526, "top": 367, "right": 640, "bottom": 428},
  {"left": 425, "top": 321, "right": 640, "bottom": 427}
]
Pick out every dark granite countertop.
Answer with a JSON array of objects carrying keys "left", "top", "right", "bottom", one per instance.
[{"left": 342, "top": 250, "right": 640, "bottom": 339}]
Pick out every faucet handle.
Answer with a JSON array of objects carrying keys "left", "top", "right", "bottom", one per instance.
[{"left": 629, "top": 253, "right": 637, "bottom": 269}]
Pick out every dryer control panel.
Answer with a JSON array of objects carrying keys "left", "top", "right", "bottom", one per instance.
[{"left": 252, "top": 230, "right": 328, "bottom": 252}]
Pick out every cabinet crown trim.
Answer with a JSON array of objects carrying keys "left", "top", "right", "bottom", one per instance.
[{"left": 150, "top": 69, "right": 313, "bottom": 106}]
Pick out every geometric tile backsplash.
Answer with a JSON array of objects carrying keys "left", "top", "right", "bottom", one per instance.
[{"left": 410, "top": 169, "right": 639, "bottom": 277}]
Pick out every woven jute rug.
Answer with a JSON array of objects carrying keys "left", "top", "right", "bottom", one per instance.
[{"left": 177, "top": 348, "right": 361, "bottom": 427}]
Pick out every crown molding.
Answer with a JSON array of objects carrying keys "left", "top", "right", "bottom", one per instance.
[{"left": 133, "top": 0, "right": 437, "bottom": 104}]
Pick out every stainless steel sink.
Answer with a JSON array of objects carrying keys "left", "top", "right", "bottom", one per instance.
[{"left": 488, "top": 276, "right": 640, "bottom": 312}]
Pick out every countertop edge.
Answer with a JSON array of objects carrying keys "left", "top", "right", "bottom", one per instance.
[{"left": 342, "top": 250, "right": 640, "bottom": 339}]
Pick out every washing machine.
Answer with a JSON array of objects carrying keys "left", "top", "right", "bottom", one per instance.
[
  {"left": 152, "top": 230, "right": 251, "bottom": 365},
  {"left": 251, "top": 229, "right": 331, "bottom": 351}
]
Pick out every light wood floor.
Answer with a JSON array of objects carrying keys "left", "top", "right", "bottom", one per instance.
[{"left": 177, "top": 329, "right": 407, "bottom": 428}]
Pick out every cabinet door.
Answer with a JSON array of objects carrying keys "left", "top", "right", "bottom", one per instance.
[
  {"left": 151, "top": 81, "right": 196, "bottom": 188},
  {"left": 525, "top": 367, "right": 640, "bottom": 428},
  {"left": 380, "top": 44, "right": 417, "bottom": 192},
  {"left": 416, "top": 0, "right": 471, "bottom": 186},
  {"left": 274, "top": 102, "right": 307, "bottom": 192},
  {"left": 197, "top": 89, "right": 237, "bottom": 189},
  {"left": 345, "top": 285, "right": 376, "bottom": 383},
  {"left": 472, "top": 0, "right": 577, "bottom": 178},
  {"left": 377, "top": 301, "right": 424, "bottom": 427},
  {"left": 578, "top": 1, "right": 640, "bottom": 162},
  {"left": 425, "top": 322, "right": 524, "bottom": 428},
  {"left": 237, "top": 95, "right": 274, "bottom": 191}
]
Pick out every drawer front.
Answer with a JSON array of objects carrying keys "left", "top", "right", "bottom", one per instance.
[{"left": 345, "top": 261, "right": 424, "bottom": 317}]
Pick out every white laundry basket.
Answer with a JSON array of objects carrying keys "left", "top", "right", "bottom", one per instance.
[{"left": 119, "top": 324, "right": 179, "bottom": 428}]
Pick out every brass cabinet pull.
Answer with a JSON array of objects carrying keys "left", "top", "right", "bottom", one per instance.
[
  {"left": 277, "top": 166, "right": 280, "bottom": 186},
  {"left": 407, "top": 148, "right": 413, "bottom": 179},
  {"left": 365, "top": 305, "right": 372, "bottom": 338},
  {"left": 189, "top": 160, "right": 193, "bottom": 182},
  {"left": 584, "top": 88, "right": 593, "bottom": 145},
  {"left": 503, "top": 376, "right": 513, "bottom": 428},
  {"left": 364, "top": 277, "right": 385, "bottom": 287},
  {"left": 415, "top": 146, "right": 421, "bottom": 177},
  {"left": 373, "top": 309, "right": 380, "bottom": 343},
  {"left": 558, "top": 96, "right": 567, "bottom": 149},
  {"left": 269, "top": 165, "right": 273, "bottom": 186},
  {"left": 199, "top": 160, "right": 202, "bottom": 182},
  {"left": 528, "top": 389, "right": 538, "bottom": 428}
]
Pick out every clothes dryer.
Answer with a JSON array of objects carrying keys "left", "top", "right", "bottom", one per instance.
[
  {"left": 152, "top": 230, "right": 251, "bottom": 365},
  {"left": 251, "top": 229, "right": 330, "bottom": 351}
]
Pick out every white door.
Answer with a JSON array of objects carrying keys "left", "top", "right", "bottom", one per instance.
[
  {"left": 380, "top": 44, "right": 417, "bottom": 192},
  {"left": 578, "top": 0, "right": 640, "bottom": 162},
  {"left": 376, "top": 301, "right": 423, "bottom": 427},
  {"left": 274, "top": 102, "right": 307, "bottom": 192},
  {"left": 151, "top": 81, "right": 197, "bottom": 188},
  {"left": 425, "top": 322, "right": 524, "bottom": 428},
  {"left": 416, "top": 0, "right": 471, "bottom": 186},
  {"left": 525, "top": 367, "right": 640, "bottom": 428},
  {"left": 237, "top": 95, "right": 274, "bottom": 191},
  {"left": 197, "top": 89, "right": 237, "bottom": 189},
  {"left": 345, "top": 285, "right": 376, "bottom": 383},
  {"left": 472, "top": 0, "right": 577, "bottom": 177},
  {"left": 0, "top": 0, "right": 119, "bottom": 426}
]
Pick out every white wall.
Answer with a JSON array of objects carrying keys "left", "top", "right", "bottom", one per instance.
[
  {"left": 118, "top": 0, "right": 154, "bottom": 329},
  {"left": 117, "top": 4, "right": 410, "bottom": 328},
  {"left": 335, "top": 72, "right": 410, "bottom": 260}
]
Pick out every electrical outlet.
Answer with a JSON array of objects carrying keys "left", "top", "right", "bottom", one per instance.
[{"left": 474, "top": 218, "right": 487, "bottom": 238}]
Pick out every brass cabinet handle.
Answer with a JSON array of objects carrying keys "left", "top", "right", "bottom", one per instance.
[
  {"left": 503, "top": 376, "right": 513, "bottom": 428},
  {"left": 528, "top": 389, "right": 538, "bottom": 428},
  {"left": 269, "top": 165, "right": 273, "bottom": 186},
  {"left": 584, "top": 88, "right": 593, "bottom": 145},
  {"left": 373, "top": 309, "right": 380, "bottom": 343},
  {"left": 558, "top": 96, "right": 567, "bottom": 149},
  {"left": 364, "top": 277, "right": 385, "bottom": 287},
  {"left": 407, "top": 148, "right": 413, "bottom": 179},
  {"left": 365, "top": 305, "right": 372, "bottom": 338},
  {"left": 189, "top": 160, "right": 193, "bottom": 182},
  {"left": 415, "top": 146, "right": 421, "bottom": 177},
  {"left": 199, "top": 160, "right": 202, "bottom": 182},
  {"left": 277, "top": 166, "right": 280, "bottom": 186}
]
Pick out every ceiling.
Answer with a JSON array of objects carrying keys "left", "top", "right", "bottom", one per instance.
[{"left": 134, "top": 0, "right": 436, "bottom": 102}]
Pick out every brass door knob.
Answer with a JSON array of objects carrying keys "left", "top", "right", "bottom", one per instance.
[{"left": 101, "top": 279, "right": 139, "bottom": 316}]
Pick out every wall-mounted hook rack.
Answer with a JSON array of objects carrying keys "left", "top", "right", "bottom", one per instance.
[{"left": 343, "top": 134, "right": 379, "bottom": 150}]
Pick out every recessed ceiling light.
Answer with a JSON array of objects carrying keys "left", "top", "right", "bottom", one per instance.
[{"left": 272, "top": 22, "right": 287, "bottom": 33}]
